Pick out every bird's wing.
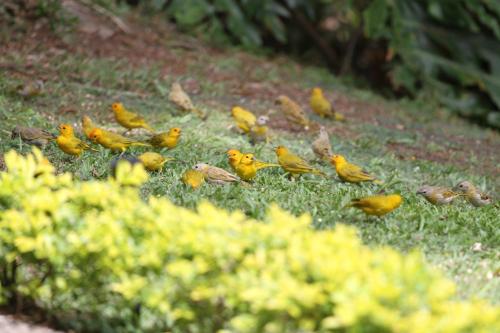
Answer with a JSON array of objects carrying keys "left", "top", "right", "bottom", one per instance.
[
  {"left": 283, "top": 155, "right": 313, "bottom": 171},
  {"left": 208, "top": 167, "right": 239, "bottom": 182}
]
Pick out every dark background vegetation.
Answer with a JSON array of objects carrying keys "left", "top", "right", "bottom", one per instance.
[
  {"left": 130, "top": 0, "right": 500, "bottom": 129},
  {"left": 2, "top": 0, "right": 500, "bottom": 129}
]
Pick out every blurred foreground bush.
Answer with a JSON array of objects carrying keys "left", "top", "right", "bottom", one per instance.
[{"left": 1, "top": 149, "right": 499, "bottom": 332}]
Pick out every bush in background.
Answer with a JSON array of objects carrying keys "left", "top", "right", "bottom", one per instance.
[
  {"left": 131, "top": 0, "right": 500, "bottom": 128},
  {"left": 0, "top": 149, "right": 499, "bottom": 332}
]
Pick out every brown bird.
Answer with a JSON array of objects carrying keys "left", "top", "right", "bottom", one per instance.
[
  {"left": 168, "top": 82, "right": 207, "bottom": 119},
  {"left": 193, "top": 163, "right": 240, "bottom": 185},
  {"left": 312, "top": 126, "right": 333, "bottom": 161},
  {"left": 11, "top": 126, "right": 55, "bottom": 148}
]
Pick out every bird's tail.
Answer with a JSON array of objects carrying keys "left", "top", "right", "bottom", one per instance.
[
  {"left": 333, "top": 112, "right": 345, "bottom": 121},
  {"left": 131, "top": 142, "right": 152, "bottom": 147},
  {"left": 160, "top": 157, "right": 176, "bottom": 166},
  {"left": 255, "top": 162, "right": 280, "bottom": 170},
  {"left": 344, "top": 199, "right": 361, "bottom": 209},
  {"left": 191, "top": 108, "right": 208, "bottom": 120},
  {"left": 143, "top": 124, "right": 156, "bottom": 133},
  {"left": 313, "top": 169, "right": 328, "bottom": 177}
]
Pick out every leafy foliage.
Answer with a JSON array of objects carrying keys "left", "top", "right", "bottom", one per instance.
[
  {"left": 0, "top": 149, "right": 499, "bottom": 332},
  {"left": 362, "top": 0, "right": 500, "bottom": 128},
  {"left": 132, "top": 0, "right": 500, "bottom": 128}
]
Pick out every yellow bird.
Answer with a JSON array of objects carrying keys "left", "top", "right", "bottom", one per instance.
[
  {"left": 310, "top": 87, "right": 345, "bottom": 120},
  {"left": 112, "top": 102, "right": 154, "bottom": 133},
  {"left": 249, "top": 115, "right": 270, "bottom": 144},
  {"left": 275, "top": 95, "right": 310, "bottom": 130},
  {"left": 312, "top": 126, "right": 333, "bottom": 161},
  {"left": 231, "top": 106, "right": 256, "bottom": 133},
  {"left": 227, "top": 149, "right": 279, "bottom": 172},
  {"left": 233, "top": 154, "right": 258, "bottom": 181},
  {"left": 330, "top": 154, "right": 381, "bottom": 184},
  {"left": 193, "top": 163, "right": 240, "bottom": 185},
  {"left": 275, "top": 146, "right": 326, "bottom": 178},
  {"left": 416, "top": 186, "right": 460, "bottom": 205},
  {"left": 11, "top": 126, "right": 55, "bottom": 148},
  {"left": 89, "top": 128, "right": 150, "bottom": 152},
  {"left": 453, "top": 181, "right": 492, "bottom": 207},
  {"left": 56, "top": 124, "right": 94, "bottom": 157},
  {"left": 347, "top": 194, "right": 402, "bottom": 216},
  {"left": 81, "top": 115, "right": 97, "bottom": 139},
  {"left": 168, "top": 82, "right": 207, "bottom": 119},
  {"left": 147, "top": 127, "right": 181, "bottom": 149},
  {"left": 181, "top": 169, "right": 205, "bottom": 189},
  {"left": 138, "top": 152, "right": 174, "bottom": 171}
]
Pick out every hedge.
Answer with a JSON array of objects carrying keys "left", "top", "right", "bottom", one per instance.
[{"left": 0, "top": 149, "right": 498, "bottom": 332}]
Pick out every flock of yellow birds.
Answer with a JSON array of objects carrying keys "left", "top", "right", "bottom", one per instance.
[{"left": 9, "top": 83, "right": 493, "bottom": 217}]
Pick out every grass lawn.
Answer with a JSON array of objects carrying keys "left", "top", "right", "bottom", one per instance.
[{"left": 1, "top": 8, "right": 499, "bottom": 305}]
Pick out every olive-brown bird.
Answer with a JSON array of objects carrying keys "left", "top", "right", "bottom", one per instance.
[
  {"left": 453, "top": 181, "right": 492, "bottom": 207},
  {"left": 82, "top": 115, "right": 97, "bottom": 139},
  {"left": 138, "top": 152, "right": 174, "bottom": 171},
  {"left": 56, "top": 124, "right": 95, "bottom": 157},
  {"left": 347, "top": 194, "right": 402, "bottom": 216},
  {"left": 89, "top": 128, "right": 150, "bottom": 152},
  {"left": 275, "top": 95, "right": 310, "bottom": 130},
  {"left": 310, "top": 87, "right": 345, "bottom": 121},
  {"left": 181, "top": 169, "right": 205, "bottom": 189},
  {"left": 112, "top": 102, "right": 155, "bottom": 133},
  {"left": 231, "top": 106, "right": 257, "bottom": 133},
  {"left": 275, "top": 146, "right": 326, "bottom": 178},
  {"left": 193, "top": 163, "right": 240, "bottom": 185},
  {"left": 168, "top": 82, "right": 207, "bottom": 119},
  {"left": 416, "top": 186, "right": 460, "bottom": 205},
  {"left": 330, "top": 154, "right": 381, "bottom": 184},
  {"left": 146, "top": 127, "right": 181, "bottom": 149},
  {"left": 312, "top": 126, "right": 333, "bottom": 161},
  {"left": 11, "top": 126, "right": 55, "bottom": 148},
  {"left": 17, "top": 80, "right": 44, "bottom": 98},
  {"left": 249, "top": 115, "right": 270, "bottom": 144}
]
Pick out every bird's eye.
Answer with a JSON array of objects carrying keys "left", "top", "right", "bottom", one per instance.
[{"left": 459, "top": 184, "right": 464, "bottom": 188}]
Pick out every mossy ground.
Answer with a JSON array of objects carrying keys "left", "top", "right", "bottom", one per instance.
[{"left": 1, "top": 4, "right": 499, "bottom": 304}]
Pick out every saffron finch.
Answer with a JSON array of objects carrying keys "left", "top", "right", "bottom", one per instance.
[
  {"left": 453, "top": 181, "right": 492, "bottom": 207},
  {"left": 193, "top": 163, "right": 240, "bottom": 185},
  {"left": 330, "top": 154, "right": 381, "bottom": 184},
  {"left": 56, "top": 123, "right": 95, "bottom": 157},
  {"left": 249, "top": 115, "right": 270, "bottom": 144},
  {"left": 112, "top": 102, "right": 154, "bottom": 133},
  {"left": 168, "top": 82, "right": 207, "bottom": 119},
  {"left": 181, "top": 169, "right": 205, "bottom": 189},
  {"left": 227, "top": 149, "right": 279, "bottom": 172},
  {"left": 232, "top": 106, "right": 256, "bottom": 133},
  {"left": 416, "top": 186, "right": 460, "bottom": 205},
  {"left": 89, "top": 128, "right": 150, "bottom": 152},
  {"left": 275, "top": 95, "right": 310, "bottom": 130},
  {"left": 11, "top": 126, "right": 55, "bottom": 148},
  {"left": 147, "top": 127, "right": 181, "bottom": 149},
  {"left": 275, "top": 146, "right": 326, "bottom": 178},
  {"left": 312, "top": 126, "right": 333, "bottom": 161},
  {"left": 347, "top": 194, "right": 402, "bottom": 216},
  {"left": 82, "top": 115, "right": 97, "bottom": 139},
  {"left": 310, "top": 87, "right": 345, "bottom": 120},
  {"left": 138, "top": 152, "right": 174, "bottom": 171}
]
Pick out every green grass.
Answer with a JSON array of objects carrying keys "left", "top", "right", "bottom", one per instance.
[{"left": 0, "top": 34, "right": 499, "bottom": 305}]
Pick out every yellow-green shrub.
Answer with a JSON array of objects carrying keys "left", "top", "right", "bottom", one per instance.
[{"left": 0, "top": 149, "right": 498, "bottom": 332}]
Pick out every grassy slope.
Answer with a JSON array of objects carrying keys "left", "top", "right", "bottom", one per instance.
[{"left": 0, "top": 14, "right": 499, "bottom": 304}]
